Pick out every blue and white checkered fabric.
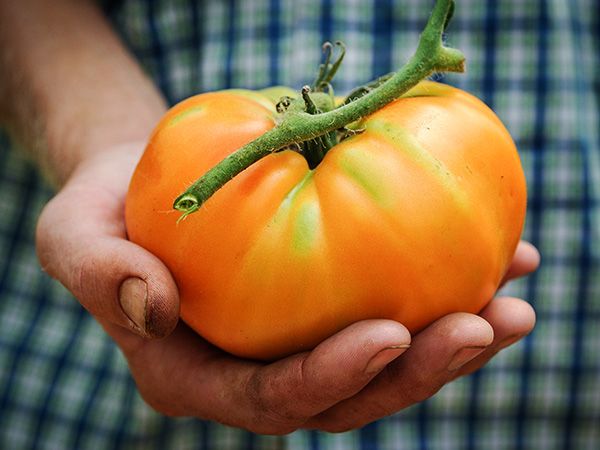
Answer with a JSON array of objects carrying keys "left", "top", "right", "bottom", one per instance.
[{"left": 1, "top": 1, "right": 598, "bottom": 448}]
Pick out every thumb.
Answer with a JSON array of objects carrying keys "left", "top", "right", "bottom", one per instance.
[{"left": 36, "top": 178, "right": 179, "bottom": 338}]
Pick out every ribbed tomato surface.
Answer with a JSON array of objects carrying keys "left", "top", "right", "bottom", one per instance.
[{"left": 125, "top": 81, "right": 526, "bottom": 360}]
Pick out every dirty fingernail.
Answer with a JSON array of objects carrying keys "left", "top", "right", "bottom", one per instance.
[
  {"left": 119, "top": 277, "right": 148, "bottom": 333},
  {"left": 447, "top": 346, "right": 487, "bottom": 371},
  {"left": 365, "top": 344, "right": 411, "bottom": 375}
]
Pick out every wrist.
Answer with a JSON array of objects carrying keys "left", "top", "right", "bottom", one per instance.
[
  {"left": 0, "top": 0, "right": 167, "bottom": 189},
  {"left": 46, "top": 103, "right": 165, "bottom": 188},
  {"left": 62, "top": 139, "right": 154, "bottom": 195}
]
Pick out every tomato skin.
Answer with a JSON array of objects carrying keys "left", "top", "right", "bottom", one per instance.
[{"left": 125, "top": 81, "right": 526, "bottom": 361}]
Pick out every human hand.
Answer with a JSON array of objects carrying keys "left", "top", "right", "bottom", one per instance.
[
  {"left": 36, "top": 148, "right": 538, "bottom": 433},
  {"left": 109, "top": 258, "right": 537, "bottom": 434}
]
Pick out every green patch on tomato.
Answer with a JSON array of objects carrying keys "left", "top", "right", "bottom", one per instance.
[{"left": 168, "top": 105, "right": 205, "bottom": 127}]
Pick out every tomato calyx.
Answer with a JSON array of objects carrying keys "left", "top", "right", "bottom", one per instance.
[
  {"left": 173, "top": 0, "right": 465, "bottom": 220},
  {"left": 297, "top": 86, "right": 338, "bottom": 169},
  {"left": 275, "top": 44, "right": 345, "bottom": 169}
]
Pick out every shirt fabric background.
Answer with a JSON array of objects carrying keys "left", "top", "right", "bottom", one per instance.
[{"left": 0, "top": 0, "right": 598, "bottom": 449}]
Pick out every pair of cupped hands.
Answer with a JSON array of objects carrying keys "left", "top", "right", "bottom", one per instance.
[{"left": 36, "top": 142, "right": 539, "bottom": 435}]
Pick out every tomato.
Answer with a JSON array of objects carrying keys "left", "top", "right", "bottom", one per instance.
[{"left": 125, "top": 81, "right": 526, "bottom": 360}]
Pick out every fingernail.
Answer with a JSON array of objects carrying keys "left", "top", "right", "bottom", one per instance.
[
  {"left": 119, "top": 277, "right": 148, "bottom": 333},
  {"left": 365, "top": 344, "right": 410, "bottom": 375},
  {"left": 447, "top": 346, "right": 487, "bottom": 371}
]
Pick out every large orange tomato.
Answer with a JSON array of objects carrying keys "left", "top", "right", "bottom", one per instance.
[{"left": 125, "top": 80, "right": 526, "bottom": 360}]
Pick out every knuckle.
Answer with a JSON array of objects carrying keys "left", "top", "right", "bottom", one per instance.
[
  {"left": 71, "top": 253, "right": 90, "bottom": 298},
  {"left": 35, "top": 193, "right": 97, "bottom": 301},
  {"left": 244, "top": 369, "right": 305, "bottom": 433},
  {"left": 381, "top": 363, "right": 443, "bottom": 405},
  {"left": 69, "top": 252, "right": 101, "bottom": 311},
  {"left": 401, "top": 372, "right": 443, "bottom": 404}
]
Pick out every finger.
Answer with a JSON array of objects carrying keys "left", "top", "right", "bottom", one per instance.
[
  {"left": 306, "top": 313, "right": 494, "bottom": 432},
  {"left": 452, "top": 296, "right": 536, "bottom": 378},
  {"left": 501, "top": 240, "right": 540, "bottom": 285},
  {"left": 111, "top": 319, "right": 410, "bottom": 434},
  {"left": 237, "top": 320, "right": 411, "bottom": 433},
  {"left": 36, "top": 179, "right": 179, "bottom": 338}
]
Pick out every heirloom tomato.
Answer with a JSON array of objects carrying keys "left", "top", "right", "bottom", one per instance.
[{"left": 125, "top": 80, "right": 526, "bottom": 360}]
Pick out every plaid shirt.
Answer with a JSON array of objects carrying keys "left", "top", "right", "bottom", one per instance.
[{"left": 1, "top": 0, "right": 598, "bottom": 448}]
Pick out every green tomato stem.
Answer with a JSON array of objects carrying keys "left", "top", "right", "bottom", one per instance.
[{"left": 173, "top": 0, "right": 465, "bottom": 218}]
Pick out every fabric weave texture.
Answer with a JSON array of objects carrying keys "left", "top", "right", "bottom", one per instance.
[{"left": 0, "top": 0, "right": 598, "bottom": 449}]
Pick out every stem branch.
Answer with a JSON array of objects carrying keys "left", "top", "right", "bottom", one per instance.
[{"left": 173, "top": 0, "right": 464, "bottom": 217}]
